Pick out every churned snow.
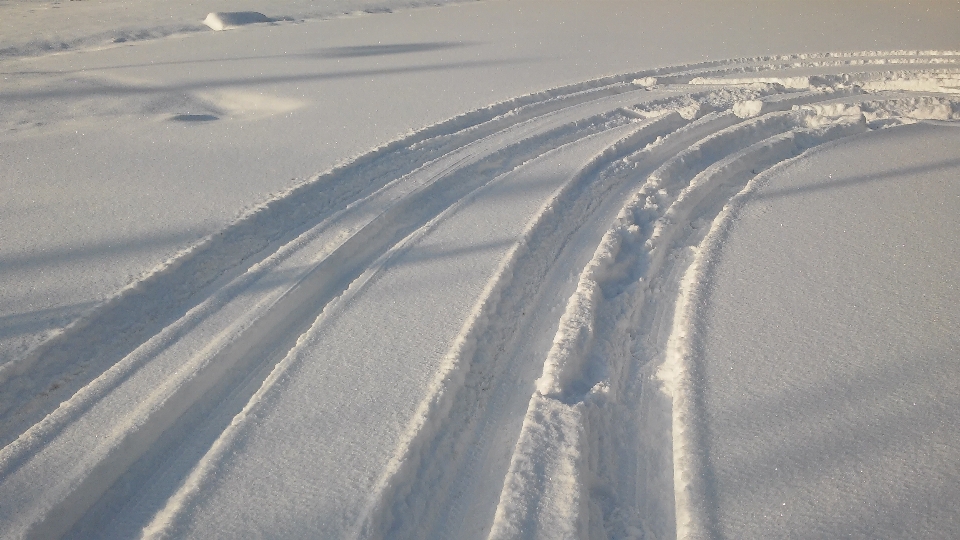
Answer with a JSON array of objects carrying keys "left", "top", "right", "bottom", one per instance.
[{"left": 2, "top": 1, "right": 960, "bottom": 539}]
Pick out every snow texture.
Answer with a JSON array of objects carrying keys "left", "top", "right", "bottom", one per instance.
[{"left": 1, "top": 1, "right": 960, "bottom": 539}]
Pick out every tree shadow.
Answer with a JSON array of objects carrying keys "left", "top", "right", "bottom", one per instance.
[
  {"left": 0, "top": 60, "right": 554, "bottom": 449},
  {"left": 693, "top": 293, "right": 960, "bottom": 539},
  {"left": 316, "top": 41, "right": 473, "bottom": 58},
  {"left": 0, "top": 302, "right": 97, "bottom": 343},
  {"left": 391, "top": 237, "right": 514, "bottom": 268},
  {"left": 169, "top": 113, "right": 219, "bottom": 122},
  {"left": 2, "top": 41, "right": 479, "bottom": 76},
  {"left": 0, "top": 229, "right": 199, "bottom": 274},
  {"left": 0, "top": 57, "right": 529, "bottom": 102},
  {"left": 753, "top": 156, "right": 960, "bottom": 201}
]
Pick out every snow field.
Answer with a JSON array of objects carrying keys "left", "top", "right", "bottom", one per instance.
[{"left": 2, "top": 33, "right": 960, "bottom": 540}]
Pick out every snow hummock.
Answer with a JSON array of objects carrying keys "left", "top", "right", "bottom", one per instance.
[{"left": 202, "top": 12, "right": 272, "bottom": 31}]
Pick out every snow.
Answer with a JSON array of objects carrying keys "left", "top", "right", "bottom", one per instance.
[
  {"left": 1, "top": 0, "right": 960, "bottom": 538},
  {"left": 682, "top": 123, "right": 960, "bottom": 538},
  {"left": 0, "top": 0, "right": 472, "bottom": 57},
  {"left": 202, "top": 12, "right": 273, "bottom": 32}
]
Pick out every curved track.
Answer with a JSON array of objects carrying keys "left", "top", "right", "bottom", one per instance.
[{"left": 0, "top": 51, "right": 958, "bottom": 539}]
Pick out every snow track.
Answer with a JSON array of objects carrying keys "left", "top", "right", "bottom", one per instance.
[{"left": 1, "top": 52, "right": 958, "bottom": 540}]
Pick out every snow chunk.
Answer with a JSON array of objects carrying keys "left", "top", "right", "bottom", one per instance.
[
  {"left": 676, "top": 102, "right": 701, "bottom": 120},
  {"left": 800, "top": 102, "right": 867, "bottom": 128},
  {"left": 733, "top": 100, "right": 763, "bottom": 119},
  {"left": 203, "top": 12, "right": 272, "bottom": 31}
]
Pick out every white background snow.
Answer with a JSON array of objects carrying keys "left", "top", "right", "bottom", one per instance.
[{"left": 1, "top": 1, "right": 959, "bottom": 539}]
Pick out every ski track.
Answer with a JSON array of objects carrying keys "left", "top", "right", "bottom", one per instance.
[{"left": 0, "top": 51, "right": 958, "bottom": 539}]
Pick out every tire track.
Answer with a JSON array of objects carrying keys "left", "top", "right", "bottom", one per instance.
[
  {"left": 367, "top": 114, "right": 690, "bottom": 540},
  {"left": 373, "top": 104, "right": 793, "bottom": 539}
]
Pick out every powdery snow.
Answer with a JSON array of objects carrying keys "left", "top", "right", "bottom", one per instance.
[
  {"left": 1, "top": 1, "right": 960, "bottom": 539},
  {"left": 682, "top": 123, "right": 960, "bottom": 538}
]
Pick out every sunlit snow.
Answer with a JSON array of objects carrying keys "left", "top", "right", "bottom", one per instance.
[{"left": 1, "top": 1, "right": 959, "bottom": 539}]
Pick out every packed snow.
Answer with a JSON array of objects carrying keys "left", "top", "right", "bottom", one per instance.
[{"left": 1, "top": 1, "right": 959, "bottom": 539}]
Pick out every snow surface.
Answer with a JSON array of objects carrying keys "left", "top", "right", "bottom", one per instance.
[
  {"left": 2, "top": 1, "right": 960, "bottom": 539},
  {"left": 683, "top": 123, "right": 960, "bottom": 539}
]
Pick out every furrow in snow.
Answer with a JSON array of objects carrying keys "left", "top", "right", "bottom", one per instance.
[
  {"left": 79, "top": 85, "right": 720, "bottom": 540},
  {"left": 380, "top": 99, "right": 808, "bottom": 539}
]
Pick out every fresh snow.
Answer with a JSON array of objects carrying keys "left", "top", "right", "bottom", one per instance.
[
  {"left": 676, "top": 123, "right": 960, "bottom": 539},
  {"left": 2, "top": 1, "right": 960, "bottom": 539}
]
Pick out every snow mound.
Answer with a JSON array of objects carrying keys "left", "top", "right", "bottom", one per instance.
[{"left": 202, "top": 12, "right": 272, "bottom": 32}]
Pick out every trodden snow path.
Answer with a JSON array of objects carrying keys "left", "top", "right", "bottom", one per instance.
[{"left": 0, "top": 51, "right": 959, "bottom": 539}]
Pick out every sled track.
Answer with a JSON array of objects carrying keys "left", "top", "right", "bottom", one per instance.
[{"left": 0, "top": 51, "right": 958, "bottom": 539}]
